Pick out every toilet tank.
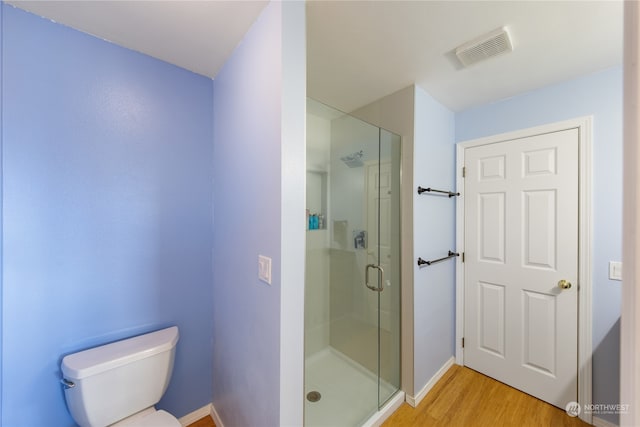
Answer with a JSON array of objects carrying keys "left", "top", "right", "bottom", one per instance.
[{"left": 61, "top": 326, "right": 179, "bottom": 427}]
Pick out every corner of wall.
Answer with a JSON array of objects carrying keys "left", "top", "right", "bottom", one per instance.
[
  {"left": 412, "top": 85, "right": 456, "bottom": 391},
  {"left": 279, "top": 1, "right": 306, "bottom": 426},
  {"left": 0, "top": 3, "right": 4, "bottom": 423},
  {"left": 350, "top": 86, "right": 416, "bottom": 396},
  {"left": 211, "top": 1, "right": 306, "bottom": 426}
]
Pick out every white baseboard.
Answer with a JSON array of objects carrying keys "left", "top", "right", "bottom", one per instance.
[
  {"left": 406, "top": 356, "right": 455, "bottom": 408},
  {"left": 210, "top": 403, "right": 224, "bottom": 427},
  {"left": 178, "top": 403, "right": 213, "bottom": 426},
  {"left": 592, "top": 416, "right": 618, "bottom": 427}
]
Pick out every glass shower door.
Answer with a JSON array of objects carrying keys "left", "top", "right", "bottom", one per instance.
[
  {"left": 305, "top": 98, "right": 401, "bottom": 427},
  {"left": 374, "top": 129, "right": 401, "bottom": 408}
]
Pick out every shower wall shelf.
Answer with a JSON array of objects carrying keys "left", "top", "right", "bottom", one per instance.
[
  {"left": 417, "top": 251, "right": 459, "bottom": 267},
  {"left": 417, "top": 186, "right": 460, "bottom": 198},
  {"left": 306, "top": 170, "right": 327, "bottom": 231}
]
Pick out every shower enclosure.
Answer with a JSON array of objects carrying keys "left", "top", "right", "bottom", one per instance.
[{"left": 305, "top": 98, "right": 401, "bottom": 426}]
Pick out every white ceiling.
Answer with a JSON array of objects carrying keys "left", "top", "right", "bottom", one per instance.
[
  {"left": 7, "top": 1, "right": 623, "bottom": 113},
  {"left": 7, "top": 0, "right": 268, "bottom": 78},
  {"left": 307, "top": 0, "right": 623, "bottom": 112}
]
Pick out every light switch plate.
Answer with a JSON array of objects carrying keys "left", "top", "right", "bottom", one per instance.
[
  {"left": 609, "top": 261, "right": 622, "bottom": 281},
  {"left": 258, "top": 255, "right": 272, "bottom": 285}
]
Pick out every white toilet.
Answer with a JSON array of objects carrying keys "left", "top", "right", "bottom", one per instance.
[{"left": 61, "top": 326, "right": 181, "bottom": 427}]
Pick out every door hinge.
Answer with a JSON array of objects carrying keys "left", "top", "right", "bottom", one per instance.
[
  {"left": 462, "top": 166, "right": 466, "bottom": 178},
  {"left": 462, "top": 337, "right": 465, "bottom": 348},
  {"left": 462, "top": 252, "right": 465, "bottom": 263}
]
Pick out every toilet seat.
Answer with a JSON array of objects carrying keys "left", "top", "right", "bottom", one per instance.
[{"left": 124, "top": 410, "right": 181, "bottom": 427}]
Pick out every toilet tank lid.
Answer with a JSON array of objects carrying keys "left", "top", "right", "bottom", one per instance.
[{"left": 62, "top": 326, "right": 179, "bottom": 380}]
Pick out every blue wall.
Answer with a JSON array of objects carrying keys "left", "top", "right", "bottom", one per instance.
[
  {"left": 456, "top": 66, "right": 623, "bottom": 424},
  {"left": 0, "top": 3, "right": 3, "bottom": 423},
  {"left": 211, "top": 3, "right": 283, "bottom": 426},
  {"left": 1, "top": 5, "right": 214, "bottom": 426},
  {"left": 413, "top": 86, "right": 456, "bottom": 389}
]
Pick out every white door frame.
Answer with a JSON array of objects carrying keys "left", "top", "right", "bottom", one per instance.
[
  {"left": 455, "top": 116, "right": 593, "bottom": 424},
  {"left": 621, "top": 2, "right": 640, "bottom": 426}
]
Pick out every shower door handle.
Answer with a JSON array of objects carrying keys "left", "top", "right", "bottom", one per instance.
[{"left": 365, "top": 264, "right": 384, "bottom": 292}]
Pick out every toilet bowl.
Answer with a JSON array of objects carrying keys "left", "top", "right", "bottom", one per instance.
[{"left": 61, "top": 326, "right": 181, "bottom": 427}]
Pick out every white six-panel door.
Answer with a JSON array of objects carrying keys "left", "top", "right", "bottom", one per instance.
[{"left": 464, "top": 128, "right": 579, "bottom": 408}]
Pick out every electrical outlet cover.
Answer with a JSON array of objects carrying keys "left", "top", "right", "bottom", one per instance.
[
  {"left": 258, "top": 255, "right": 272, "bottom": 285},
  {"left": 609, "top": 261, "right": 622, "bottom": 281}
]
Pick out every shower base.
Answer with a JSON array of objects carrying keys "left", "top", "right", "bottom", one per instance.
[{"left": 304, "top": 348, "right": 396, "bottom": 427}]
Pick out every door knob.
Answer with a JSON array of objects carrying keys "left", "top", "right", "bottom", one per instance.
[{"left": 558, "top": 279, "right": 572, "bottom": 290}]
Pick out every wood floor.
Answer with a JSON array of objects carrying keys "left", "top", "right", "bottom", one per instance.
[
  {"left": 187, "top": 415, "right": 216, "bottom": 427},
  {"left": 187, "top": 365, "right": 589, "bottom": 427},
  {"left": 382, "top": 365, "right": 590, "bottom": 427}
]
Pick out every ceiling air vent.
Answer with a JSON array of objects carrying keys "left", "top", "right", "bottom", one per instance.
[{"left": 455, "top": 27, "right": 513, "bottom": 68}]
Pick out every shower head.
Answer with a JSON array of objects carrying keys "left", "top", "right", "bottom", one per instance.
[{"left": 340, "top": 150, "right": 364, "bottom": 168}]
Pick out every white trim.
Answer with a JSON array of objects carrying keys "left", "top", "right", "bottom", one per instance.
[
  {"left": 621, "top": 2, "right": 640, "bottom": 426},
  {"left": 578, "top": 117, "right": 594, "bottom": 426},
  {"left": 178, "top": 403, "right": 213, "bottom": 426},
  {"left": 455, "top": 146, "right": 465, "bottom": 367},
  {"left": 210, "top": 403, "right": 224, "bottom": 427},
  {"left": 361, "top": 391, "right": 406, "bottom": 427},
  {"left": 280, "top": 2, "right": 306, "bottom": 426},
  {"left": 406, "top": 356, "right": 455, "bottom": 407},
  {"left": 592, "top": 416, "right": 618, "bottom": 427},
  {"left": 455, "top": 116, "right": 593, "bottom": 424}
]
